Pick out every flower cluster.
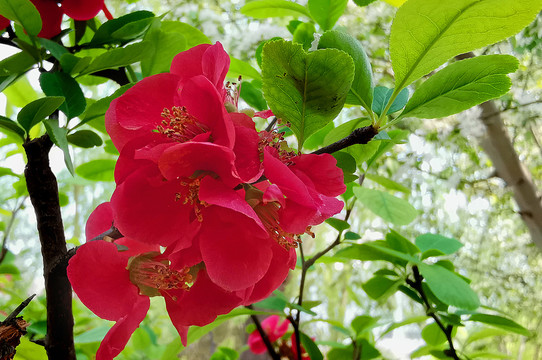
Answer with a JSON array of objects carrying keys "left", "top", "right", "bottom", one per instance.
[
  {"left": 67, "top": 42, "right": 345, "bottom": 359},
  {"left": 0, "top": 0, "right": 112, "bottom": 39},
  {"left": 248, "top": 315, "right": 311, "bottom": 360}
]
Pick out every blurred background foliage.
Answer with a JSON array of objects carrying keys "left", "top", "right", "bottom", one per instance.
[{"left": 0, "top": 0, "right": 541, "bottom": 359}]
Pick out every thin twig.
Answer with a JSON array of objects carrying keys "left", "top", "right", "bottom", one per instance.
[
  {"left": 265, "top": 117, "right": 278, "bottom": 132},
  {"left": 3, "top": 294, "right": 35, "bottom": 324},
  {"left": 0, "top": 197, "right": 27, "bottom": 265},
  {"left": 312, "top": 126, "right": 378, "bottom": 155},
  {"left": 287, "top": 315, "right": 303, "bottom": 360},
  {"left": 246, "top": 305, "right": 281, "bottom": 360}
]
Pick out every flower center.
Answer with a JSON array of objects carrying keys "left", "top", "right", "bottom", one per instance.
[
  {"left": 128, "top": 252, "right": 192, "bottom": 299},
  {"left": 245, "top": 187, "right": 311, "bottom": 250},
  {"left": 157, "top": 106, "right": 209, "bottom": 143},
  {"left": 258, "top": 130, "right": 297, "bottom": 166},
  {"left": 175, "top": 176, "right": 209, "bottom": 222}
]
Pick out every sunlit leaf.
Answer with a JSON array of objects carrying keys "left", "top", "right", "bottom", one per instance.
[
  {"left": 0, "top": 0, "right": 41, "bottom": 36},
  {"left": 354, "top": 187, "right": 417, "bottom": 225},
  {"left": 75, "top": 160, "right": 116, "bottom": 182},
  {"left": 241, "top": 0, "right": 312, "bottom": 19},
  {"left": 308, "top": 0, "right": 347, "bottom": 31},
  {"left": 468, "top": 314, "right": 530, "bottom": 336},
  {"left": 17, "top": 96, "right": 65, "bottom": 134},
  {"left": 40, "top": 72, "right": 86, "bottom": 120}
]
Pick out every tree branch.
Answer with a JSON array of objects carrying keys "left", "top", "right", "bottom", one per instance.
[
  {"left": 458, "top": 52, "right": 542, "bottom": 248},
  {"left": 312, "top": 126, "right": 378, "bottom": 155},
  {"left": 246, "top": 305, "right": 281, "bottom": 360},
  {"left": 23, "top": 135, "right": 75, "bottom": 360}
]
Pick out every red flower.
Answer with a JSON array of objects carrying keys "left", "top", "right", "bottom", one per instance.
[
  {"left": 106, "top": 43, "right": 234, "bottom": 154},
  {"left": 248, "top": 315, "right": 289, "bottom": 354},
  {"left": 68, "top": 204, "right": 245, "bottom": 359},
  {"left": 290, "top": 334, "right": 311, "bottom": 360}
]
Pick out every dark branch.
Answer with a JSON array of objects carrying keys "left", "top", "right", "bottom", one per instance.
[
  {"left": 90, "top": 68, "right": 130, "bottom": 86},
  {"left": 3, "top": 295, "right": 35, "bottom": 324},
  {"left": 23, "top": 134, "right": 75, "bottom": 360},
  {"left": 246, "top": 305, "right": 281, "bottom": 360},
  {"left": 312, "top": 126, "right": 378, "bottom": 155}
]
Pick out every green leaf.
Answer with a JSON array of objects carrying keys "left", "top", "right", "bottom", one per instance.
[
  {"left": 335, "top": 241, "right": 418, "bottom": 266},
  {"left": 228, "top": 57, "right": 261, "bottom": 80},
  {"left": 344, "top": 231, "right": 361, "bottom": 240},
  {"left": 0, "top": 53, "right": 37, "bottom": 93},
  {"left": 386, "top": 229, "right": 420, "bottom": 255},
  {"left": 0, "top": 0, "right": 41, "bottom": 36},
  {"left": 67, "top": 130, "right": 103, "bottom": 148},
  {"left": 10, "top": 337, "right": 46, "bottom": 359},
  {"left": 81, "top": 41, "right": 152, "bottom": 75},
  {"left": 59, "top": 54, "right": 93, "bottom": 76},
  {"left": 308, "top": 0, "right": 348, "bottom": 30},
  {"left": 365, "top": 129, "right": 408, "bottom": 169},
  {"left": 0, "top": 116, "right": 25, "bottom": 141},
  {"left": 333, "top": 151, "right": 356, "bottom": 173},
  {"left": 318, "top": 30, "right": 374, "bottom": 110},
  {"left": 74, "top": 326, "right": 110, "bottom": 343},
  {"left": 468, "top": 314, "right": 530, "bottom": 336},
  {"left": 80, "top": 83, "right": 134, "bottom": 125},
  {"left": 262, "top": 40, "right": 354, "bottom": 147},
  {"left": 141, "top": 29, "right": 187, "bottom": 76},
  {"left": 390, "top": 0, "right": 542, "bottom": 90},
  {"left": 415, "top": 233, "right": 463, "bottom": 256},
  {"left": 382, "top": 315, "right": 427, "bottom": 336},
  {"left": 17, "top": 96, "right": 65, "bottom": 134},
  {"left": 240, "top": 80, "right": 267, "bottom": 111},
  {"left": 292, "top": 22, "right": 316, "bottom": 51},
  {"left": 401, "top": 55, "right": 519, "bottom": 119},
  {"left": 90, "top": 11, "right": 155, "bottom": 46},
  {"left": 38, "top": 38, "right": 69, "bottom": 60},
  {"left": 418, "top": 263, "right": 480, "bottom": 310},
  {"left": 353, "top": 0, "right": 377, "bottom": 6},
  {"left": 365, "top": 173, "right": 410, "bottom": 193},
  {"left": 325, "top": 218, "right": 350, "bottom": 232},
  {"left": 241, "top": 0, "right": 312, "bottom": 19},
  {"left": 362, "top": 276, "right": 401, "bottom": 300},
  {"left": 353, "top": 187, "right": 417, "bottom": 225},
  {"left": 75, "top": 159, "right": 116, "bottom": 182},
  {"left": 323, "top": 118, "right": 378, "bottom": 164},
  {"left": 39, "top": 72, "right": 86, "bottom": 120},
  {"left": 421, "top": 322, "right": 447, "bottom": 346},
  {"left": 299, "top": 332, "right": 323, "bottom": 360},
  {"left": 43, "top": 119, "right": 74, "bottom": 175},
  {"left": 160, "top": 21, "right": 211, "bottom": 48},
  {"left": 351, "top": 315, "right": 379, "bottom": 334},
  {"left": 372, "top": 86, "right": 408, "bottom": 116},
  {"left": 467, "top": 351, "right": 513, "bottom": 359},
  {"left": 254, "top": 295, "right": 287, "bottom": 311}
]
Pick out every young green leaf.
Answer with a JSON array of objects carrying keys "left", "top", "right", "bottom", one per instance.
[
  {"left": 401, "top": 55, "right": 519, "bottom": 119},
  {"left": 372, "top": 86, "right": 408, "bottom": 116},
  {"left": 141, "top": 30, "right": 187, "bottom": 77},
  {"left": 386, "top": 229, "right": 420, "bottom": 255},
  {"left": 0, "top": 116, "right": 25, "bottom": 141},
  {"left": 362, "top": 276, "right": 401, "bottom": 301},
  {"left": 468, "top": 314, "right": 531, "bottom": 336},
  {"left": 325, "top": 218, "right": 350, "bottom": 232},
  {"left": 38, "top": 38, "right": 69, "bottom": 61},
  {"left": 67, "top": 130, "right": 103, "bottom": 148},
  {"left": 160, "top": 21, "right": 211, "bottom": 48},
  {"left": 365, "top": 173, "right": 410, "bottom": 193},
  {"left": 318, "top": 30, "right": 374, "bottom": 110},
  {"left": 75, "top": 160, "right": 116, "bottom": 182},
  {"left": 353, "top": 187, "right": 418, "bottom": 225},
  {"left": 81, "top": 41, "right": 152, "bottom": 76},
  {"left": 292, "top": 22, "right": 316, "bottom": 51},
  {"left": 241, "top": 0, "right": 312, "bottom": 19},
  {"left": 390, "top": 0, "right": 542, "bottom": 90},
  {"left": 415, "top": 233, "right": 463, "bottom": 255},
  {"left": 0, "top": 0, "right": 41, "bottom": 36},
  {"left": 418, "top": 263, "right": 480, "bottom": 310},
  {"left": 421, "top": 322, "right": 448, "bottom": 346},
  {"left": 43, "top": 119, "right": 74, "bottom": 175},
  {"left": 299, "top": 332, "right": 323, "bottom": 360},
  {"left": 308, "top": 0, "right": 348, "bottom": 31},
  {"left": 40, "top": 72, "right": 86, "bottom": 120},
  {"left": 90, "top": 11, "right": 155, "bottom": 46},
  {"left": 262, "top": 40, "right": 354, "bottom": 148},
  {"left": 17, "top": 96, "right": 65, "bottom": 134},
  {"left": 228, "top": 58, "right": 261, "bottom": 80}
]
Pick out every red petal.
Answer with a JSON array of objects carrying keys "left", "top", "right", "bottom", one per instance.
[
  {"left": 230, "top": 113, "right": 263, "bottom": 182},
  {"left": 180, "top": 76, "right": 234, "bottom": 148},
  {"left": 0, "top": 16, "right": 10, "bottom": 30},
  {"left": 61, "top": 0, "right": 103, "bottom": 20},
  {"left": 105, "top": 73, "right": 181, "bottom": 153},
  {"left": 254, "top": 109, "right": 274, "bottom": 119},
  {"left": 111, "top": 167, "right": 192, "bottom": 247},
  {"left": 199, "top": 177, "right": 264, "bottom": 231},
  {"left": 201, "top": 42, "right": 230, "bottom": 92},
  {"left": 96, "top": 297, "right": 150, "bottom": 360},
  {"left": 158, "top": 142, "right": 239, "bottom": 187},
  {"left": 164, "top": 269, "right": 243, "bottom": 344},
  {"left": 85, "top": 202, "right": 113, "bottom": 241},
  {"left": 291, "top": 154, "right": 346, "bottom": 196},
  {"left": 170, "top": 44, "right": 211, "bottom": 80},
  {"left": 244, "top": 243, "right": 296, "bottom": 303},
  {"left": 198, "top": 207, "right": 273, "bottom": 291},
  {"left": 67, "top": 241, "right": 140, "bottom": 321},
  {"left": 30, "top": 0, "right": 62, "bottom": 39}
]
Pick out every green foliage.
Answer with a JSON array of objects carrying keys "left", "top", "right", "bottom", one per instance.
[
  {"left": 17, "top": 96, "right": 65, "bottom": 134},
  {"left": 390, "top": 0, "right": 542, "bottom": 90},
  {"left": 0, "top": 0, "right": 41, "bottom": 36},
  {"left": 67, "top": 130, "right": 103, "bottom": 148},
  {"left": 468, "top": 313, "right": 531, "bottom": 336},
  {"left": 241, "top": 0, "right": 312, "bottom": 19},
  {"left": 318, "top": 30, "right": 374, "bottom": 111},
  {"left": 43, "top": 119, "right": 74, "bottom": 175},
  {"left": 141, "top": 27, "right": 187, "bottom": 76},
  {"left": 262, "top": 39, "right": 354, "bottom": 148},
  {"left": 353, "top": 187, "right": 418, "bottom": 225},
  {"left": 401, "top": 55, "right": 519, "bottom": 119},
  {"left": 308, "top": 0, "right": 348, "bottom": 31},
  {"left": 299, "top": 332, "right": 323, "bottom": 360},
  {"left": 415, "top": 233, "right": 463, "bottom": 257},
  {"left": 0, "top": 115, "right": 25, "bottom": 140},
  {"left": 89, "top": 11, "right": 155, "bottom": 46},
  {"left": 372, "top": 86, "right": 408, "bottom": 116},
  {"left": 75, "top": 160, "right": 116, "bottom": 182},
  {"left": 80, "top": 41, "right": 152, "bottom": 75},
  {"left": 39, "top": 72, "right": 86, "bottom": 120}
]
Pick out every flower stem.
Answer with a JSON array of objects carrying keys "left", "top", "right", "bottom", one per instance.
[{"left": 246, "top": 305, "right": 281, "bottom": 360}]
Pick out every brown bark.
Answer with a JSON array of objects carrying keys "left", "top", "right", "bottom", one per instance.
[{"left": 23, "top": 135, "right": 75, "bottom": 360}]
